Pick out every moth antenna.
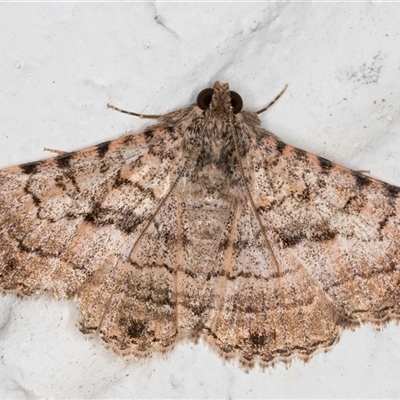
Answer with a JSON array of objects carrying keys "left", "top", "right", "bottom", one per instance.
[
  {"left": 256, "top": 84, "right": 288, "bottom": 115},
  {"left": 107, "top": 103, "right": 161, "bottom": 119}
]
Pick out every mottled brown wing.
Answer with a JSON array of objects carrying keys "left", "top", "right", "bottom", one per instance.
[
  {"left": 0, "top": 119, "right": 187, "bottom": 301},
  {"left": 89, "top": 114, "right": 257, "bottom": 356},
  {"left": 252, "top": 131, "right": 400, "bottom": 326},
  {"left": 77, "top": 183, "right": 244, "bottom": 354},
  {"left": 202, "top": 127, "right": 400, "bottom": 368},
  {"left": 196, "top": 195, "right": 338, "bottom": 367}
]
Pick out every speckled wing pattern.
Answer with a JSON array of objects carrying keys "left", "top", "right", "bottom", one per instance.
[{"left": 0, "top": 81, "right": 399, "bottom": 368}]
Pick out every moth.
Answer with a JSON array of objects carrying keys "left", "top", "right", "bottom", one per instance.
[{"left": 0, "top": 81, "right": 399, "bottom": 369}]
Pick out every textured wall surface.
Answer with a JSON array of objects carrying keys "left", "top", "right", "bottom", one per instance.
[{"left": 0, "top": 3, "right": 400, "bottom": 398}]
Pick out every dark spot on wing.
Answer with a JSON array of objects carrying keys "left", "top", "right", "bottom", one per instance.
[
  {"left": 294, "top": 147, "right": 307, "bottom": 158},
  {"left": 125, "top": 319, "right": 146, "bottom": 339},
  {"left": 116, "top": 209, "right": 145, "bottom": 234},
  {"left": 379, "top": 216, "right": 389, "bottom": 229},
  {"left": 279, "top": 231, "right": 305, "bottom": 248},
  {"left": 276, "top": 140, "right": 286, "bottom": 153},
  {"left": 318, "top": 156, "right": 333, "bottom": 171},
  {"left": 96, "top": 141, "right": 111, "bottom": 158},
  {"left": 123, "top": 134, "right": 135, "bottom": 146},
  {"left": 312, "top": 226, "right": 337, "bottom": 242},
  {"left": 113, "top": 169, "right": 132, "bottom": 188},
  {"left": 54, "top": 175, "right": 67, "bottom": 190},
  {"left": 278, "top": 223, "right": 336, "bottom": 248},
  {"left": 56, "top": 153, "right": 74, "bottom": 169},
  {"left": 249, "top": 332, "right": 266, "bottom": 348},
  {"left": 382, "top": 182, "right": 400, "bottom": 198},
  {"left": 352, "top": 171, "right": 372, "bottom": 187},
  {"left": 20, "top": 161, "right": 42, "bottom": 175},
  {"left": 4, "top": 258, "right": 18, "bottom": 273},
  {"left": 183, "top": 301, "right": 207, "bottom": 317},
  {"left": 17, "top": 238, "right": 58, "bottom": 258},
  {"left": 144, "top": 128, "right": 156, "bottom": 140},
  {"left": 84, "top": 203, "right": 110, "bottom": 225},
  {"left": 218, "top": 238, "right": 229, "bottom": 251},
  {"left": 24, "top": 185, "right": 41, "bottom": 206}
]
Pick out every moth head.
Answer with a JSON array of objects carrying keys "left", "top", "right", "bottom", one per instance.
[{"left": 196, "top": 82, "right": 243, "bottom": 114}]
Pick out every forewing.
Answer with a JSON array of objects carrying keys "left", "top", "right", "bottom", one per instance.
[
  {"left": 252, "top": 131, "right": 400, "bottom": 325},
  {"left": 0, "top": 124, "right": 185, "bottom": 300}
]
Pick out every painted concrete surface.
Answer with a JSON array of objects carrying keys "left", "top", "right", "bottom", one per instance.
[{"left": 1, "top": 3, "right": 400, "bottom": 398}]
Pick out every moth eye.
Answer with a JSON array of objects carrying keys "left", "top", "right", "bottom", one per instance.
[
  {"left": 230, "top": 91, "right": 243, "bottom": 114},
  {"left": 196, "top": 88, "right": 214, "bottom": 110}
]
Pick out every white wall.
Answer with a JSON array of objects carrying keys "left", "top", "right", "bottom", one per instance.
[{"left": 1, "top": 3, "right": 400, "bottom": 398}]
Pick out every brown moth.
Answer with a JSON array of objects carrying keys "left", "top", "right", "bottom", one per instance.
[{"left": 0, "top": 81, "right": 399, "bottom": 369}]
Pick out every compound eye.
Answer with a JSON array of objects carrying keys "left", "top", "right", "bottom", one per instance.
[
  {"left": 196, "top": 88, "right": 214, "bottom": 110},
  {"left": 230, "top": 91, "right": 243, "bottom": 114}
]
